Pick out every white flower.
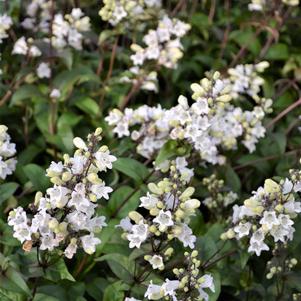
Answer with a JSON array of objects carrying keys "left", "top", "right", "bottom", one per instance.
[
  {"left": 64, "top": 239, "right": 78, "bottom": 259},
  {"left": 148, "top": 255, "right": 164, "bottom": 270},
  {"left": 282, "top": 178, "right": 293, "bottom": 194},
  {"left": 270, "top": 225, "right": 289, "bottom": 242},
  {"left": 12, "top": 37, "right": 28, "bottom": 55},
  {"left": 117, "top": 217, "right": 133, "bottom": 232},
  {"left": 50, "top": 89, "right": 61, "bottom": 98},
  {"left": 259, "top": 211, "right": 279, "bottom": 230},
  {"left": 47, "top": 185, "right": 70, "bottom": 208},
  {"left": 198, "top": 274, "right": 215, "bottom": 301},
  {"left": 90, "top": 183, "right": 113, "bottom": 200},
  {"left": 162, "top": 279, "right": 179, "bottom": 297},
  {"left": 144, "top": 281, "right": 163, "bottom": 300},
  {"left": 234, "top": 222, "right": 251, "bottom": 238},
  {"left": 36, "top": 62, "right": 51, "bottom": 78},
  {"left": 132, "top": 221, "right": 148, "bottom": 240},
  {"left": 176, "top": 223, "right": 196, "bottom": 248},
  {"left": 40, "top": 233, "right": 60, "bottom": 251},
  {"left": 94, "top": 150, "right": 117, "bottom": 171},
  {"left": 140, "top": 192, "right": 158, "bottom": 209},
  {"left": 127, "top": 234, "right": 145, "bottom": 249},
  {"left": 153, "top": 210, "right": 174, "bottom": 230},
  {"left": 248, "top": 240, "right": 269, "bottom": 256},
  {"left": 81, "top": 233, "right": 101, "bottom": 254}
]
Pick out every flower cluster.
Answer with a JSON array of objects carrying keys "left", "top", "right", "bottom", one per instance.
[
  {"left": 130, "top": 15, "right": 190, "bottom": 69},
  {"left": 12, "top": 37, "right": 41, "bottom": 57},
  {"left": 226, "top": 62, "right": 270, "bottom": 101},
  {"left": 222, "top": 170, "right": 301, "bottom": 256},
  {"left": 248, "top": 0, "right": 299, "bottom": 11},
  {"left": 19, "top": 4, "right": 91, "bottom": 52},
  {"left": 0, "top": 14, "right": 12, "bottom": 44},
  {"left": 0, "top": 125, "right": 17, "bottom": 180},
  {"left": 202, "top": 175, "right": 238, "bottom": 212},
  {"left": 8, "top": 128, "right": 116, "bottom": 258},
  {"left": 51, "top": 8, "right": 91, "bottom": 50},
  {"left": 128, "top": 251, "right": 215, "bottom": 301},
  {"left": 99, "top": 0, "right": 162, "bottom": 26},
  {"left": 21, "top": 0, "right": 52, "bottom": 33},
  {"left": 121, "top": 15, "right": 190, "bottom": 92},
  {"left": 118, "top": 157, "right": 198, "bottom": 254},
  {"left": 107, "top": 64, "right": 272, "bottom": 163},
  {"left": 119, "top": 157, "right": 214, "bottom": 300},
  {"left": 0, "top": 14, "right": 13, "bottom": 75}
]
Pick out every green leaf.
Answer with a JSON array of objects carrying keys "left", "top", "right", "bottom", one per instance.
[
  {"left": 230, "top": 29, "right": 260, "bottom": 55},
  {"left": 108, "top": 186, "right": 142, "bottom": 218},
  {"left": 10, "top": 85, "right": 45, "bottom": 106},
  {"left": 33, "top": 294, "right": 60, "bottom": 301},
  {"left": 0, "top": 286, "right": 26, "bottom": 301},
  {"left": 74, "top": 96, "right": 100, "bottom": 117},
  {"left": 224, "top": 165, "right": 241, "bottom": 193},
  {"left": 96, "top": 219, "right": 120, "bottom": 254},
  {"left": 113, "top": 158, "right": 149, "bottom": 183},
  {"left": 53, "top": 66, "right": 99, "bottom": 99},
  {"left": 5, "top": 267, "right": 31, "bottom": 297},
  {"left": 0, "top": 183, "right": 18, "bottom": 206},
  {"left": 96, "top": 254, "right": 134, "bottom": 282},
  {"left": 155, "top": 140, "right": 178, "bottom": 165},
  {"left": 103, "top": 281, "right": 128, "bottom": 301},
  {"left": 44, "top": 258, "right": 75, "bottom": 282},
  {"left": 23, "top": 164, "right": 50, "bottom": 191},
  {"left": 266, "top": 43, "right": 289, "bottom": 60}
]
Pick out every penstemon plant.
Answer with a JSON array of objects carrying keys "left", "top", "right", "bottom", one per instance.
[{"left": 1, "top": 1, "right": 301, "bottom": 301}]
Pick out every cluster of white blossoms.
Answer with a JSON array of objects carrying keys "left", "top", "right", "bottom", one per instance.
[
  {"left": 121, "top": 15, "right": 190, "bottom": 92},
  {"left": 118, "top": 157, "right": 198, "bottom": 253},
  {"left": 0, "top": 14, "right": 13, "bottom": 75},
  {"left": 119, "top": 159, "right": 215, "bottom": 301},
  {"left": 0, "top": 14, "right": 12, "bottom": 43},
  {"left": 202, "top": 175, "right": 238, "bottom": 211},
  {"left": 106, "top": 63, "right": 272, "bottom": 164},
  {"left": 127, "top": 251, "right": 215, "bottom": 301},
  {"left": 12, "top": 37, "right": 41, "bottom": 57},
  {"left": 226, "top": 61, "right": 270, "bottom": 101},
  {"left": 99, "top": 0, "right": 162, "bottom": 26},
  {"left": 248, "top": 0, "right": 299, "bottom": 11},
  {"left": 130, "top": 15, "right": 190, "bottom": 69},
  {"left": 20, "top": 3, "right": 91, "bottom": 51},
  {"left": 222, "top": 168, "right": 301, "bottom": 256},
  {"left": 21, "top": 0, "right": 52, "bottom": 33},
  {"left": 8, "top": 128, "right": 116, "bottom": 258},
  {"left": 51, "top": 8, "right": 91, "bottom": 50},
  {"left": 0, "top": 125, "right": 17, "bottom": 180}
]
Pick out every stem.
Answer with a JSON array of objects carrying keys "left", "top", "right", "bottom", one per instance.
[
  {"left": 203, "top": 250, "right": 236, "bottom": 270},
  {"left": 171, "top": 0, "right": 187, "bottom": 17},
  {"left": 234, "top": 147, "right": 301, "bottom": 171},
  {"left": 267, "top": 97, "right": 301, "bottom": 128},
  {"left": 73, "top": 254, "right": 88, "bottom": 278},
  {"left": 119, "top": 79, "right": 142, "bottom": 110}
]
